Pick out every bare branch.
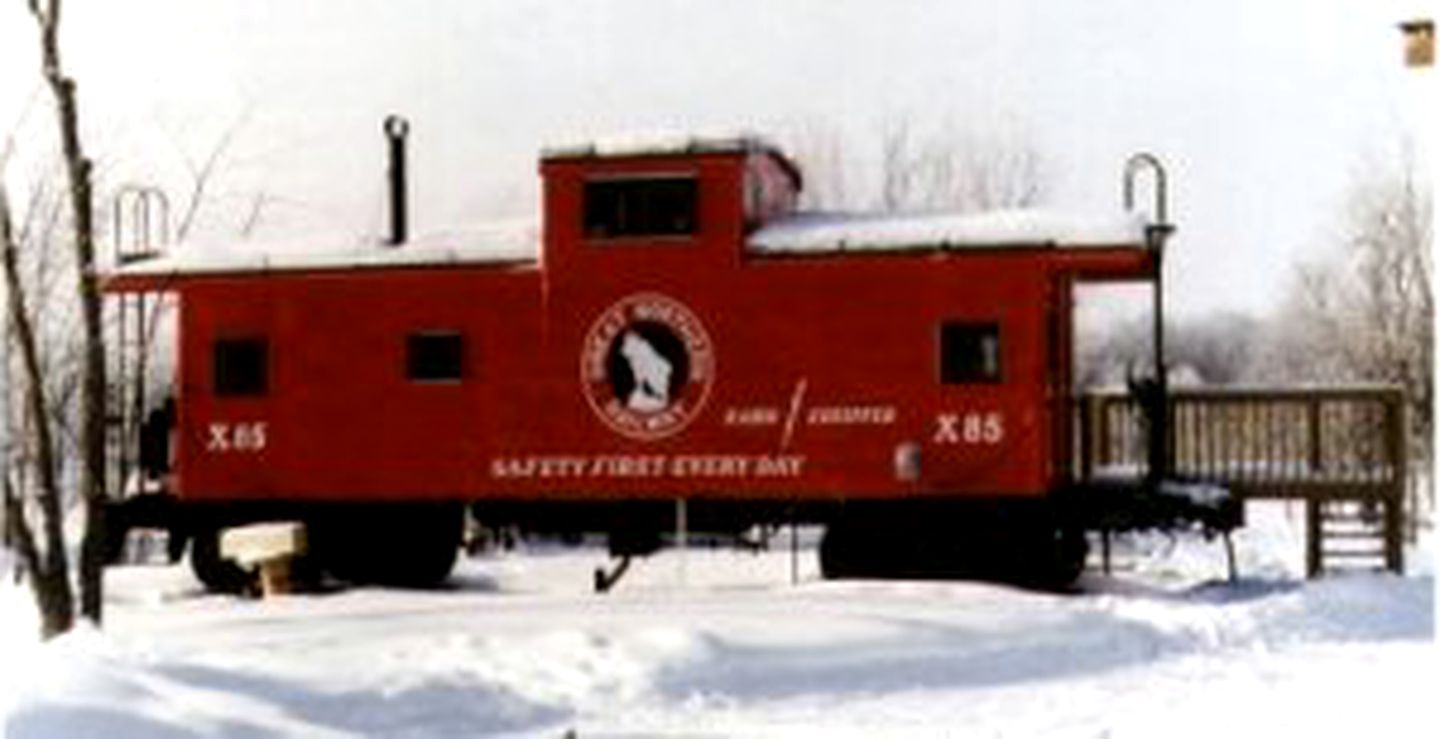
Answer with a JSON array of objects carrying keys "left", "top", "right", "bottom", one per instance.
[
  {"left": 1277, "top": 151, "right": 1432, "bottom": 478},
  {"left": 240, "top": 190, "right": 268, "bottom": 237},
  {"left": 871, "top": 119, "right": 1049, "bottom": 214},
  {"left": 174, "top": 112, "right": 251, "bottom": 241}
]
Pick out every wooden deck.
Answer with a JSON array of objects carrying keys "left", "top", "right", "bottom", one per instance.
[{"left": 1075, "top": 386, "right": 1407, "bottom": 577}]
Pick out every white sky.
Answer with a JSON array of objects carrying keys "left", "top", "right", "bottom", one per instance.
[{"left": 1, "top": 0, "right": 1434, "bottom": 319}]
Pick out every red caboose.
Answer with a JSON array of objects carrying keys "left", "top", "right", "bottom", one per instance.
[{"left": 106, "top": 126, "right": 1205, "bottom": 590}]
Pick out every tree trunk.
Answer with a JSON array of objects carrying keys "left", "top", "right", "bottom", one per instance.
[
  {"left": 3, "top": 481, "right": 72, "bottom": 638},
  {"left": 31, "top": 0, "right": 107, "bottom": 625},
  {"left": 2, "top": 177, "right": 75, "bottom": 639}
]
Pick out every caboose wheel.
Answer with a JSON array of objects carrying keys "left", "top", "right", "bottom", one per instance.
[
  {"left": 1049, "top": 527, "right": 1089, "bottom": 588},
  {"left": 818, "top": 519, "right": 910, "bottom": 579},
  {"left": 1009, "top": 525, "right": 1088, "bottom": 591},
  {"left": 818, "top": 522, "right": 858, "bottom": 579},
  {"left": 310, "top": 503, "right": 463, "bottom": 588},
  {"left": 819, "top": 503, "right": 1088, "bottom": 590},
  {"left": 189, "top": 527, "right": 255, "bottom": 595}
]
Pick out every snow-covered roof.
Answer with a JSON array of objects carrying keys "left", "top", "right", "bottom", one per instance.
[
  {"left": 108, "top": 220, "right": 539, "bottom": 279},
  {"left": 542, "top": 130, "right": 784, "bottom": 161},
  {"left": 542, "top": 129, "right": 803, "bottom": 191},
  {"left": 106, "top": 207, "right": 1149, "bottom": 281},
  {"left": 747, "top": 210, "right": 1148, "bottom": 253}
]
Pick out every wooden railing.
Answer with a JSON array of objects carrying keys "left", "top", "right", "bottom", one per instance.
[
  {"left": 1076, "top": 386, "right": 1407, "bottom": 499},
  {"left": 1074, "top": 386, "right": 1408, "bottom": 575}
]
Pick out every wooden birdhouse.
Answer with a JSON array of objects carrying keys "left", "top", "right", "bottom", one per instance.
[{"left": 1400, "top": 19, "right": 1434, "bottom": 68}]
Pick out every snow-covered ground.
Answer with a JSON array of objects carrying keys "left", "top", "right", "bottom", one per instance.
[{"left": 1, "top": 502, "right": 1434, "bottom": 737}]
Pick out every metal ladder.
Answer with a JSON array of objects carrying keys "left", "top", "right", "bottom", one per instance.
[{"left": 108, "top": 186, "right": 169, "bottom": 498}]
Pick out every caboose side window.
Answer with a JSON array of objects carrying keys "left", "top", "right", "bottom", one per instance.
[
  {"left": 939, "top": 322, "right": 1002, "bottom": 384},
  {"left": 407, "top": 332, "right": 465, "bottom": 383},
  {"left": 583, "top": 176, "right": 698, "bottom": 239},
  {"left": 213, "top": 338, "right": 269, "bottom": 396}
]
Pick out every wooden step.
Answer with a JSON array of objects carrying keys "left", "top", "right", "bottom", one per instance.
[
  {"left": 1320, "top": 513, "right": 1384, "bottom": 525},
  {"left": 1318, "top": 504, "right": 1382, "bottom": 519},
  {"left": 1321, "top": 549, "right": 1387, "bottom": 559},
  {"left": 1319, "top": 530, "right": 1385, "bottom": 540}
]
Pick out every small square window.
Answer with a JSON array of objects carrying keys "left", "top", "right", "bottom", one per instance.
[
  {"left": 939, "top": 322, "right": 1001, "bottom": 384},
  {"left": 213, "top": 338, "right": 268, "bottom": 396},
  {"left": 407, "top": 332, "right": 465, "bottom": 382}
]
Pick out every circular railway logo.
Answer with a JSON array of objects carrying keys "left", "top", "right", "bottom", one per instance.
[{"left": 581, "top": 293, "right": 715, "bottom": 441}]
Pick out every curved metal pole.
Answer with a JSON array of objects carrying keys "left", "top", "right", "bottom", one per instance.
[
  {"left": 1123, "top": 152, "right": 1168, "bottom": 227},
  {"left": 1123, "top": 153, "right": 1176, "bottom": 484}
]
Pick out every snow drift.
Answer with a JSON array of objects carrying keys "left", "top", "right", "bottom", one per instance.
[{"left": 0, "top": 503, "right": 1433, "bottom": 737}]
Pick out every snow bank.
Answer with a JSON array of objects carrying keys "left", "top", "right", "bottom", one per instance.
[
  {"left": 748, "top": 209, "right": 1147, "bottom": 253},
  {"left": 0, "top": 561, "right": 40, "bottom": 732},
  {"left": 1, "top": 505, "right": 1432, "bottom": 737},
  {"left": 4, "top": 626, "right": 360, "bottom": 738},
  {"left": 108, "top": 220, "right": 539, "bottom": 279},
  {"left": 0, "top": 550, "right": 38, "bottom": 647}
]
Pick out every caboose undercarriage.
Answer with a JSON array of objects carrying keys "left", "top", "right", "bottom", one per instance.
[{"left": 107, "top": 478, "right": 1238, "bottom": 595}]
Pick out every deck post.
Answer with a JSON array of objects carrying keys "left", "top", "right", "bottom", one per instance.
[
  {"left": 1384, "top": 498, "right": 1404, "bottom": 574},
  {"left": 1079, "top": 396, "right": 1097, "bottom": 481},
  {"left": 1305, "top": 498, "right": 1322, "bottom": 578},
  {"left": 1096, "top": 397, "right": 1112, "bottom": 470},
  {"left": 1385, "top": 394, "right": 1406, "bottom": 573}
]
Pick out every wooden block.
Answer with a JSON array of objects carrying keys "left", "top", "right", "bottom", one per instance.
[
  {"left": 220, "top": 522, "right": 307, "bottom": 568},
  {"left": 258, "top": 558, "right": 292, "bottom": 596}
]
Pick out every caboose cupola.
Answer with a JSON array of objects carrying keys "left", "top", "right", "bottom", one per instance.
[{"left": 539, "top": 133, "right": 801, "bottom": 272}]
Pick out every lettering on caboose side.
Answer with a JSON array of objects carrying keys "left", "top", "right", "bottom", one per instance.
[
  {"left": 205, "top": 421, "right": 268, "bottom": 453},
  {"left": 932, "top": 411, "right": 1005, "bottom": 445},
  {"left": 806, "top": 405, "right": 897, "bottom": 426},
  {"left": 489, "top": 453, "right": 806, "bottom": 480}
]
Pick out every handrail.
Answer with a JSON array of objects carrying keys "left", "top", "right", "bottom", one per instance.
[
  {"left": 1120, "top": 152, "right": 1175, "bottom": 484},
  {"left": 1123, "top": 152, "right": 1168, "bottom": 228},
  {"left": 111, "top": 185, "right": 169, "bottom": 263},
  {"left": 1081, "top": 385, "right": 1405, "bottom": 402},
  {"left": 1075, "top": 385, "right": 1407, "bottom": 500}
]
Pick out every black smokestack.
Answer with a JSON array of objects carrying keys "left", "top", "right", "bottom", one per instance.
[{"left": 384, "top": 115, "right": 410, "bottom": 246}]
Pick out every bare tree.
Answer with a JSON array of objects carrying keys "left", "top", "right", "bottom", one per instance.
[
  {"left": 0, "top": 0, "right": 109, "bottom": 633},
  {"left": 785, "top": 118, "right": 1050, "bottom": 214},
  {"left": 1277, "top": 155, "right": 1431, "bottom": 449},
  {"left": 878, "top": 120, "right": 918, "bottom": 213},
  {"left": 2, "top": 154, "right": 75, "bottom": 638},
  {"left": 781, "top": 122, "right": 853, "bottom": 211},
  {"left": 2, "top": 124, "right": 257, "bottom": 638},
  {"left": 875, "top": 119, "right": 1046, "bottom": 213},
  {"left": 1262, "top": 152, "right": 1433, "bottom": 524},
  {"left": 1, "top": 3, "right": 265, "bottom": 637},
  {"left": 1075, "top": 312, "right": 1262, "bottom": 389}
]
